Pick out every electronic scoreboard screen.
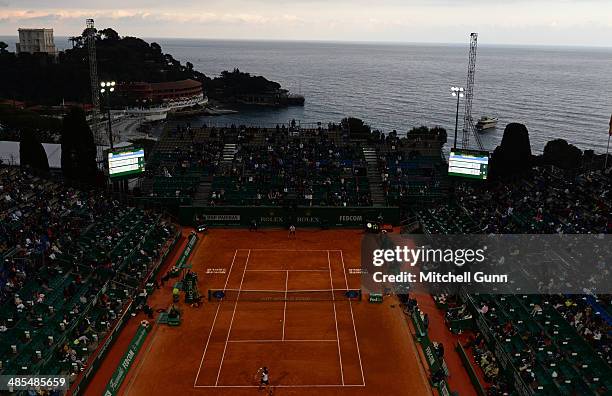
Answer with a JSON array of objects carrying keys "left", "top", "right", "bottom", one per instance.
[
  {"left": 108, "top": 148, "right": 145, "bottom": 178},
  {"left": 448, "top": 148, "right": 489, "bottom": 179}
]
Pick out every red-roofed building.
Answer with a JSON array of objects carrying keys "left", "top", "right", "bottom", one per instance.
[{"left": 119, "top": 79, "right": 204, "bottom": 104}]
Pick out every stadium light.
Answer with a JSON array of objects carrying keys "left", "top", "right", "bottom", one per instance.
[
  {"left": 451, "top": 86, "right": 465, "bottom": 149},
  {"left": 100, "top": 81, "right": 115, "bottom": 94},
  {"left": 100, "top": 81, "right": 117, "bottom": 149}
]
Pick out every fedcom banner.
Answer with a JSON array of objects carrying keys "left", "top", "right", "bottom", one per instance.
[
  {"left": 361, "top": 234, "right": 611, "bottom": 294},
  {"left": 204, "top": 214, "right": 241, "bottom": 222}
]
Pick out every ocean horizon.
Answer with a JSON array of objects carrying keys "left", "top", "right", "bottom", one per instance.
[{"left": 2, "top": 36, "right": 611, "bottom": 154}]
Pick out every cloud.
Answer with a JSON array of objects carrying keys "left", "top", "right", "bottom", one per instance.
[
  {"left": 0, "top": 0, "right": 611, "bottom": 46},
  {"left": 0, "top": 7, "right": 302, "bottom": 25}
]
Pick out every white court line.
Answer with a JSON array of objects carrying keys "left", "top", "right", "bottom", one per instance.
[
  {"left": 215, "top": 288, "right": 348, "bottom": 293},
  {"left": 246, "top": 269, "right": 328, "bottom": 272},
  {"left": 215, "top": 249, "right": 250, "bottom": 386},
  {"left": 328, "top": 250, "right": 345, "bottom": 386},
  {"left": 195, "top": 248, "right": 364, "bottom": 389},
  {"left": 282, "top": 270, "right": 288, "bottom": 340},
  {"left": 340, "top": 250, "right": 366, "bottom": 386},
  {"left": 239, "top": 249, "right": 343, "bottom": 252},
  {"left": 194, "top": 384, "right": 366, "bottom": 388},
  {"left": 194, "top": 249, "right": 239, "bottom": 386},
  {"left": 227, "top": 339, "right": 337, "bottom": 343}
]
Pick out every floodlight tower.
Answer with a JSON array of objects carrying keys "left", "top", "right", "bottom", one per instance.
[
  {"left": 451, "top": 86, "right": 464, "bottom": 149},
  {"left": 100, "top": 81, "right": 116, "bottom": 149},
  {"left": 85, "top": 19, "right": 104, "bottom": 163},
  {"left": 461, "top": 33, "right": 483, "bottom": 150}
]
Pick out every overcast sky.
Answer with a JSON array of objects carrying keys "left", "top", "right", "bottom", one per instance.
[{"left": 1, "top": 0, "right": 611, "bottom": 47}]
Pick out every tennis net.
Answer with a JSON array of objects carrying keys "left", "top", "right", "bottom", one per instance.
[{"left": 207, "top": 288, "right": 362, "bottom": 302}]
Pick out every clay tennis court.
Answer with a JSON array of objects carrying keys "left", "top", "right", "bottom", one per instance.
[{"left": 97, "top": 229, "right": 432, "bottom": 395}]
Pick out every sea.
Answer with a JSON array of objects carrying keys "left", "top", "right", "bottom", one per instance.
[{"left": 3, "top": 36, "right": 612, "bottom": 154}]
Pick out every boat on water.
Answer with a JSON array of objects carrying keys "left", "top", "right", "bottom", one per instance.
[{"left": 475, "top": 116, "right": 498, "bottom": 131}]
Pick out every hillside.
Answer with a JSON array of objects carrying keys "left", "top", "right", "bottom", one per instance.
[{"left": 0, "top": 28, "right": 283, "bottom": 106}]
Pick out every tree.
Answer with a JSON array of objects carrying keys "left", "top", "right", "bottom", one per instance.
[
  {"left": 489, "top": 123, "right": 533, "bottom": 179},
  {"left": 210, "top": 68, "right": 280, "bottom": 97},
  {"left": 61, "top": 107, "right": 97, "bottom": 183},
  {"left": 81, "top": 28, "right": 94, "bottom": 39},
  {"left": 0, "top": 27, "right": 283, "bottom": 106},
  {"left": 407, "top": 126, "right": 447, "bottom": 144},
  {"left": 68, "top": 36, "right": 83, "bottom": 48},
  {"left": 542, "top": 139, "right": 582, "bottom": 170},
  {"left": 20, "top": 129, "right": 49, "bottom": 172},
  {"left": 150, "top": 42, "right": 162, "bottom": 54},
  {"left": 0, "top": 41, "right": 8, "bottom": 54},
  {"left": 99, "top": 28, "right": 120, "bottom": 41},
  {"left": 430, "top": 127, "right": 448, "bottom": 144},
  {"left": 341, "top": 117, "right": 371, "bottom": 137}
]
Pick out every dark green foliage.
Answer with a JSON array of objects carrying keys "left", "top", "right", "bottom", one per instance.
[
  {"left": 0, "top": 29, "right": 282, "bottom": 106},
  {"left": 19, "top": 129, "right": 49, "bottom": 172},
  {"left": 341, "top": 117, "right": 371, "bottom": 137},
  {"left": 542, "top": 139, "right": 583, "bottom": 170},
  {"left": 489, "top": 123, "right": 533, "bottom": 179},
  {"left": 1, "top": 50, "right": 91, "bottom": 105},
  {"left": 208, "top": 68, "right": 280, "bottom": 97},
  {"left": 407, "top": 125, "right": 447, "bottom": 144},
  {"left": 0, "top": 104, "right": 63, "bottom": 142},
  {"left": 430, "top": 127, "right": 447, "bottom": 144},
  {"left": 61, "top": 107, "right": 97, "bottom": 183},
  {"left": 98, "top": 28, "right": 120, "bottom": 41}
]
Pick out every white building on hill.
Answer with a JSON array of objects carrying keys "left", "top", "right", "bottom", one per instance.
[{"left": 16, "top": 28, "right": 58, "bottom": 56}]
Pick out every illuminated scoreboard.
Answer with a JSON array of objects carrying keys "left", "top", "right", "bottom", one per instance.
[
  {"left": 448, "top": 149, "right": 489, "bottom": 180},
  {"left": 108, "top": 148, "right": 145, "bottom": 178}
]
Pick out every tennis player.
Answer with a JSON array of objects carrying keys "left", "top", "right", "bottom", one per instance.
[
  {"left": 257, "top": 366, "right": 270, "bottom": 391},
  {"left": 288, "top": 225, "right": 296, "bottom": 238}
]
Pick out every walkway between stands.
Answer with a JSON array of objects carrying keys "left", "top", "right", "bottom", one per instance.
[
  {"left": 414, "top": 294, "right": 480, "bottom": 396},
  {"left": 81, "top": 230, "right": 192, "bottom": 396}
]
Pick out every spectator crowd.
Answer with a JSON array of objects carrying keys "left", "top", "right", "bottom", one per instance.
[
  {"left": 0, "top": 166, "right": 175, "bottom": 385},
  {"left": 212, "top": 127, "right": 372, "bottom": 206}
]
